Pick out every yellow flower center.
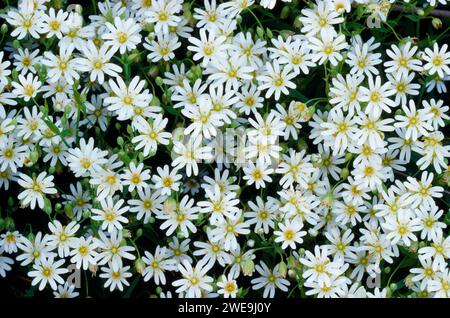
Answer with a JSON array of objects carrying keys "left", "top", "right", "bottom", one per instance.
[
  {"left": 284, "top": 229, "right": 294, "bottom": 240},
  {"left": 50, "top": 20, "right": 60, "bottom": 31},
  {"left": 79, "top": 246, "right": 88, "bottom": 256},
  {"left": 433, "top": 56, "right": 443, "bottom": 67},
  {"left": 117, "top": 32, "right": 128, "bottom": 44},
  {"left": 23, "top": 84, "right": 35, "bottom": 96},
  {"left": 42, "top": 268, "right": 52, "bottom": 277}
]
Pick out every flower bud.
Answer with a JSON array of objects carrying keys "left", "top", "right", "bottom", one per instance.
[
  {"left": 340, "top": 167, "right": 349, "bottom": 180},
  {"left": 256, "top": 26, "right": 264, "bottom": 39},
  {"left": 43, "top": 197, "right": 52, "bottom": 215},
  {"left": 247, "top": 239, "right": 255, "bottom": 248},
  {"left": 1, "top": 24, "right": 8, "bottom": 34},
  {"left": 135, "top": 258, "right": 146, "bottom": 275},
  {"left": 308, "top": 228, "right": 318, "bottom": 237},
  {"left": 432, "top": 18, "right": 442, "bottom": 30},
  {"left": 288, "top": 269, "right": 296, "bottom": 279},
  {"left": 64, "top": 204, "right": 74, "bottom": 218},
  {"left": 155, "top": 77, "right": 164, "bottom": 86},
  {"left": 408, "top": 241, "right": 418, "bottom": 253},
  {"left": 280, "top": 6, "right": 290, "bottom": 19},
  {"left": 148, "top": 65, "right": 159, "bottom": 78},
  {"left": 136, "top": 228, "right": 143, "bottom": 239},
  {"left": 82, "top": 209, "right": 90, "bottom": 219},
  {"left": 29, "top": 150, "right": 39, "bottom": 164},
  {"left": 74, "top": 4, "right": 83, "bottom": 14},
  {"left": 405, "top": 274, "right": 415, "bottom": 289},
  {"left": 278, "top": 261, "right": 287, "bottom": 278},
  {"left": 89, "top": 264, "right": 98, "bottom": 275},
  {"left": 12, "top": 40, "right": 21, "bottom": 49},
  {"left": 241, "top": 259, "right": 255, "bottom": 276},
  {"left": 293, "top": 15, "right": 302, "bottom": 29},
  {"left": 117, "top": 136, "right": 124, "bottom": 146},
  {"left": 417, "top": 9, "right": 424, "bottom": 16}
]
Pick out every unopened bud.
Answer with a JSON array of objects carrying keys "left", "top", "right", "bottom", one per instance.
[
  {"left": 280, "top": 6, "right": 290, "bottom": 19},
  {"left": 288, "top": 269, "right": 296, "bottom": 279},
  {"left": 256, "top": 26, "right": 264, "bottom": 39},
  {"left": 340, "top": 167, "right": 349, "bottom": 180},
  {"left": 241, "top": 259, "right": 255, "bottom": 276},
  {"left": 1, "top": 24, "right": 8, "bottom": 34},
  {"left": 135, "top": 258, "right": 146, "bottom": 275},
  {"left": 155, "top": 77, "right": 163, "bottom": 86},
  {"left": 432, "top": 18, "right": 442, "bottom": 30},
  {"left": 247, "top": 239, "right": 255, "bottom": 248},
  {"left": 278, "top": 261, "right": 287, "bottom": 278},
  {"left": 148, "top": 65, "right": 159, "bottom": 78},
  {"left": 12, "top": 40, "right": 21, "bottom": 49},
  {"left": 29, "top": 150, "right": 39, "bottom": 164}
]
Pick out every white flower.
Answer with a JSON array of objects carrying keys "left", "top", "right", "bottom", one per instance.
[
  {"left": 41, "top": 8, "right": 69, "bottom": 39},
  {"left": 42, "top": 43, "right": 79, "bottom": 85},
  {"left": 243, "top": 159, "right": 274, "bottom": 189},
  {"left": 188, "top": 28, "right": 228, "bottom": 67},
  {"left": 105, "top": 76, "right": 153, "bottom": 121},
  {"left": 53, "top": 283, "right": 79, "bottom": 298},
  {"left": 360, "top": 75, "right": 396, "bottom": 117},
  {"left": 18, "top": 172, "right": 57, "bottom": 210},
  {"left": 132, "top": 115, "right": 171, "bottom": 156},
  {"left": 102, "top": 17, "right": 142, "bottom": 54},
  {"left": 257, "top": 61, "right": 296, "bottom": 100},
  {"left": 100, "top": 264, "right": 132, "bottom": 292},
  {"left": 74, "top": 41, "right": 122, "bottom": 84},
  {"left": 92, "top": 197, "right": 129, "bottom": 233},
  {"left": 16, "top": 232, "right": 54, "bottom": 266},
  {"left": 0, "top": 231, "right": 21, "bottom": 254},
  {"left": 121, "top": 162, "right": 151, "bottom": 192},
  {"left": 6, "top": 3, "right": 45, "bottom": 40},
  {"left": 69, "top": 236, "right": 98, "bottom": 270},
  {"left": 95, "top": 229, "right": 136, "bottom": 271},
  {"left": 144, "top": 32, "right": 181, "bottom": 62},
  {"left": 210, "top": 211, "right": 250, "bottom": 251},
  {"left": 128, "top": 186, "right": 165, "bottom": 224},
  {"left": 66, "top": 137, "right": 108, "bottom": 177},
  {"left": 299, "top": 1, "right": 344, "bottom": 38},
  {"left": 142, "top": 246, "right": 177, "bottom": 285},
  {"left": 422, "top": 43, "right": 450, "bottom": 78},
  {"left": 47, "top": 220, "right": 79, "bottom": 258},
  {"left": 251, "top": 261, "right": 290, "bottom": 298},
  {"left": 28, "top": 256, "right": 68, "bottom": 291},
  {"left": 145, "top": 0, "right": 182, "bottom": 34},
  {"left": 172, "top": 259, "right": 214, "bottom": 297},
  {"left": 394, "top": 100, "right": 433, "bottom": 141},
  {"left": 274, "top": 219, "right": 307, "bottom": 249},
  {"left": 157, "top": 195, "right": 199, "bottom": 237},
  {"left": 217, "top": 272, "right": 239, "bottom": 298},
  {"left": 172, "top": 135, "right": 213, "bottom": 177},
  {"left": 308, "top": 33, "right": 347, "bottom": 66},
  {"left": 11, "top": 73, "right": 41, "bottom": 101},
  {"left": 384, "top": 42, "right": 422, "bottom": 77}
]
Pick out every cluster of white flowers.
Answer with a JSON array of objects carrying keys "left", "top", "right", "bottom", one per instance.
[{"left": 0, "top": 0, "right": 449, "bottom": 298}]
